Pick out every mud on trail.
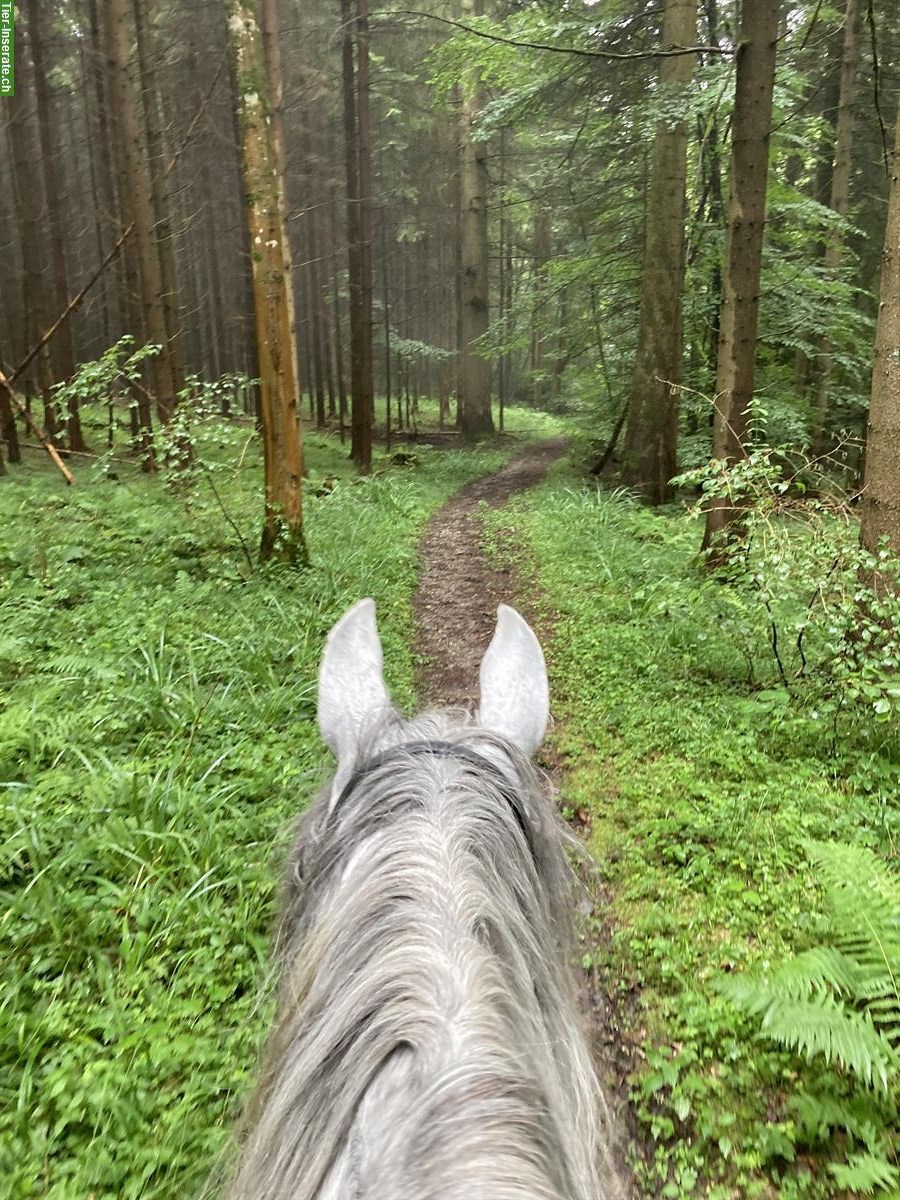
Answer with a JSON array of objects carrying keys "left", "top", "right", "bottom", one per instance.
[
  {"left": 412, "top": 437, "right": 637, "bottom": 1197},
  {"left": 413, "top": 436, "right": 568, "bottom": 708}
]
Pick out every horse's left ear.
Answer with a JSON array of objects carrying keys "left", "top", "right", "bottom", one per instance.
[
  {"left": 318, "top": 599, "right": 392, "bottom": 781},
  {"left": 477, "top": 605, "right": 549, "bottom": 756}
]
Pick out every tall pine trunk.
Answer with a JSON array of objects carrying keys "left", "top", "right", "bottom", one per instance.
[
  {"left": 458, "top": 0, "right": 493, "bottom": 438},
  {"left": 702, "top": 0, "right": 779, "bottom": 551},
  {"left": 622, "top": 0, "right": 698, "bottom": 504},
  {"left": 811, "top": 0, "right": 860, "bottom": 455},
  {"left": 7, "top": 84, "right": 57, "bottom": 437},
  {"left": 24, "top": 0, "right": 84, "bottom": 449},
  {"left": 133, "top": 0, "right": 187, "bottom": 399},
  {"left": 107, "top": 0, "right": 178, "bottom": 427},
  {"left": 340, "top": 0, "right": 373, "bottom": 470},
  {"left": 228, "top": 0, "right": 306, "bottom": 564},
  {"left": 859, "top": 111, "right": 900, "bottom": 564}
]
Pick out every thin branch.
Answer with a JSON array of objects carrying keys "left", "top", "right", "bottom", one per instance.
[
  {"left": 380, "top": 10, "right": 730, "bottom": 60},
  {"left": 0, "top": 370, "right": 74, "bottom": 485},
  {"left": 200, "top": 462, "right": 255, "bottom": 575}
]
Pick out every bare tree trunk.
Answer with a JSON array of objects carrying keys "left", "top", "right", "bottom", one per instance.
[
  {"left": 531, "top": 206, "right": 550, "bottom": 409},
  {"left": 87, "top": 0, "right": 122, "bottom": 347},
  {"left": 330, "top": 190, "right": 348, "bottom": 439},
  {"left": 622, "top": 0, "right": 698, "bottom": 504},
  {"left": 261, "top": 0, "right": 302, "bottom": 417},
  {"left": 859, "top": 111, "right": 900, "bottom": 563},
  {"left": 135, "top": 0, "right": 187, "bottom": 401},
  {"left": 229, "top": 0, "right": 306, "bottom": 564},
  {"left": 702, "top": 0, "right": 779, "bottom": 552},
  {"left": 7, "top": 86, "right": 57, "bottom": 439},
  {"left": 381, "top": 209, "right": 393, "bottom": 450},
  {"left": 811, "top": 0, "right": 860, "bottom": 456},
  {"left": 458, "top": 0, "right": 493, "bottom": 439},
  {"left": 24, "top": 0, "right": 84, "bottom": 449},
  {"left": 355, "top": 0, "right": 375, "bottom": 467},
  {"left": 107, "top": 0, "right": 178, "bottom": 427},
  {"left": 340, "top": 0, "right": 371, "bottom": 469}
]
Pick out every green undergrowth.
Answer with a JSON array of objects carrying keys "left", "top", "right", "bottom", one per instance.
[
  {"left": 487, "top": 468, "right": 900, "bottom": 1200},
  {"left": 0, "top": 412, "right": 553, "bottom": 1200}
]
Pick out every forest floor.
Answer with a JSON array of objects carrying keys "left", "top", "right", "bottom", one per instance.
[{"left": 412, "top": 437, "right": 638, "bottom": 1196}]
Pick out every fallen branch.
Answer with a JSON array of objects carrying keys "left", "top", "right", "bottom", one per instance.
[
  {"left": 0, "top": 370, "right": 74, "bottom": 485},
  {"left": 13, "top": 441, "right": 141, "bottom": 468}
]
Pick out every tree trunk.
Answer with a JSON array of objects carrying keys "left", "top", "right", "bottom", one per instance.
[
  {"left": 24, "top": 0, "right": 84, "bottom": 449},
  {"left": 261, "top": 0, "right": 302, "bottom": 416},
  {"left": 228, "top": 0, "right": 306, "bottom": 565},
  {"left": 0, "top": 364, "right": 20, "bottom": 463},
  {"left": 622, "top": 0, "right": 698, "bottom": 504},
  {"left": 134, "top": 0, "right": 187, "bottom": 400},
  {"left": 330, "top": 190, "right": 348, "bottom": 441},
  {"left": 355, "top": 0, "right": 375, "bottom": 467},
  {"left": 341, "top": 0, "right": 372, "bottom": 470},
  {"left": 702, "top": 0, "right": 779, "bottom": 551},
  {"left": 859, "top": 111, "right": 900, "bottom": 563},
  {"left": 458, "top": 0, "right": 493, "bottom": 439},
  {"left": 106, "top": 0, "right": 178, "bottom": 427},
  {"left": 811, "top": 0, "right": 860, "bottom": 456},
  {"left": 6, "top": 84, "right": 57, "bottom": 438}
]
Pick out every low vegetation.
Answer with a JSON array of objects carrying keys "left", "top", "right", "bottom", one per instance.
[
  {"left": 495, "top": 466, "right": 899, "bottom": 1199},
  {"left": 0, "top": 411, "right": 561, "bottom": 1199}
]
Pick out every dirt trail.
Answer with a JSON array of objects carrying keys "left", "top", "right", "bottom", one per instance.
[
  {"left": 413, "top": 436, "right": 568, "bottom": 707},
  {"left": 412, "top": 437, "right": 636, "bottom": 1196}
]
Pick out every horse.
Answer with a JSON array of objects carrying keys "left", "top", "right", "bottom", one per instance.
[{"left": 224, "top": 599, "right": 622, "bottom": 1200}]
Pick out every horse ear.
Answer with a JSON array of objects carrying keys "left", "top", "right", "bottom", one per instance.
[
  {"left": 318, "top": 599, "right": 392, "bottom": 772},
  {"left": 478, "top": 605, "right": 549, "bottom": 756}
]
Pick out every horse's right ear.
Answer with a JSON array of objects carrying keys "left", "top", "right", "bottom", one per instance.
[{"left": 318, "top": 599, "right": 392, "bottom": 781}]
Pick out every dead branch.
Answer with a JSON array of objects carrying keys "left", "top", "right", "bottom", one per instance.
[{"left": 0, "top": 370, "right": 75, "bottom": 485}]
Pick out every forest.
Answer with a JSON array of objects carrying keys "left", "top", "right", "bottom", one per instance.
[{"left": 2, "top": 0, "right": 900, "bottom": 1196}]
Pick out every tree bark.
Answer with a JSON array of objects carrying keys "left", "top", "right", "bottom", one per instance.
[
  {"left": 6, "top": 84, "right": 57, "bottom": 438},
  {"left": 354, "top": 0, "right": 375, "bottom": 467},
  {"left": 228, "top": 0, "right": 306, "bottom": 565},
  {"left": 859, "top": 111, "right": 900, "bottom": 563},
  {"left": 24, "top": 0, "right": 84, "bottom": 449},
  {"left": 458, "top": 0, "right": 493, "bottom": 438},
  {"left": 811, "top": 0, "right": 860, "bottom": 456},
  {"left": 622, "top": 0, "right": 698, "bottom": 504},
  {"left": 134, "top": 0, "right": 187, "bottom": 399},
  {"left": 340, "top": 0, "right": 372, "bottom": 469},
  {"left": 702, "top": 0, "right": 779, "bottom": 551},
  {"left": 106, "top": 0, "right": 178, "bottom": 426}
]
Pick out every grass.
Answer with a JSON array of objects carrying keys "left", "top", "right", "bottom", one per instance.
[
  {"left": 0, "top": 405, "right": 560, "bottom": 1200},
  {"left": 489, "top": 469, "right": 900, "bottom": 1200}
]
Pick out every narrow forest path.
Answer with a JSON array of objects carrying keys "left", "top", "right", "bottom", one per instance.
[
  {"left": 412, "top": 437, "right": 635, "bottom": 1197},
  {"left": 414, "top": 436, "right": 568, "bottom": 707}
]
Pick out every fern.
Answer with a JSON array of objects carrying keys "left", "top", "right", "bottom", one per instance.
[
  {"left": 720, "top": 841, "right": 900, "bottom": 1191},
  {"left": 829, "top": 1153, "right": 900, "bottom": 1195}
]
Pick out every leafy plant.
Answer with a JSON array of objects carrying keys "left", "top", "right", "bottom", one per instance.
[{"left": 720, "top": 841, "right": 900, "bottom": 1193}]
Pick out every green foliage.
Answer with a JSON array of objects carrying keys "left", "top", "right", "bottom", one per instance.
[
  {"left": 489, "top": 465, "right": 900, "bottom": 1199},
  {"left": 720, "top": 841, "right": 900, "bottom": 1190},
  {"left": 0, "top": 425, "right": 513, "bottom": 1199},
  {"left": 48, "top": 336, "right": 161, "bottom": 428},
  {"left": 674, "top": 442, "right": 900, "bottom": 730}
]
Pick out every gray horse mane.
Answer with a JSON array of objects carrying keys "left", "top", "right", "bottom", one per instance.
[{"left": 224, "top": 709, "right": 622, "bottom": 1200}]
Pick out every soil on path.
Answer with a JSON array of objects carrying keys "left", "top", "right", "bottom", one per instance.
[
  {"left": 412, "top": 437, "right": 636, "bottom": 1197},
  {"left": 413, "top": 436, "right": 568, "bottom": 708}
]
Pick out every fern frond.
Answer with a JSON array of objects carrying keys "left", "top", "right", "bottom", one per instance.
[
  {"left": 828, "top": 1152, "right": 900, "bottom": 1195},
  {"left": 759, "top": 994, "right": 897, "bottom": 1093},
  {"left": 791, "top": 1089, "right": 882, "bottom": 1148}
]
